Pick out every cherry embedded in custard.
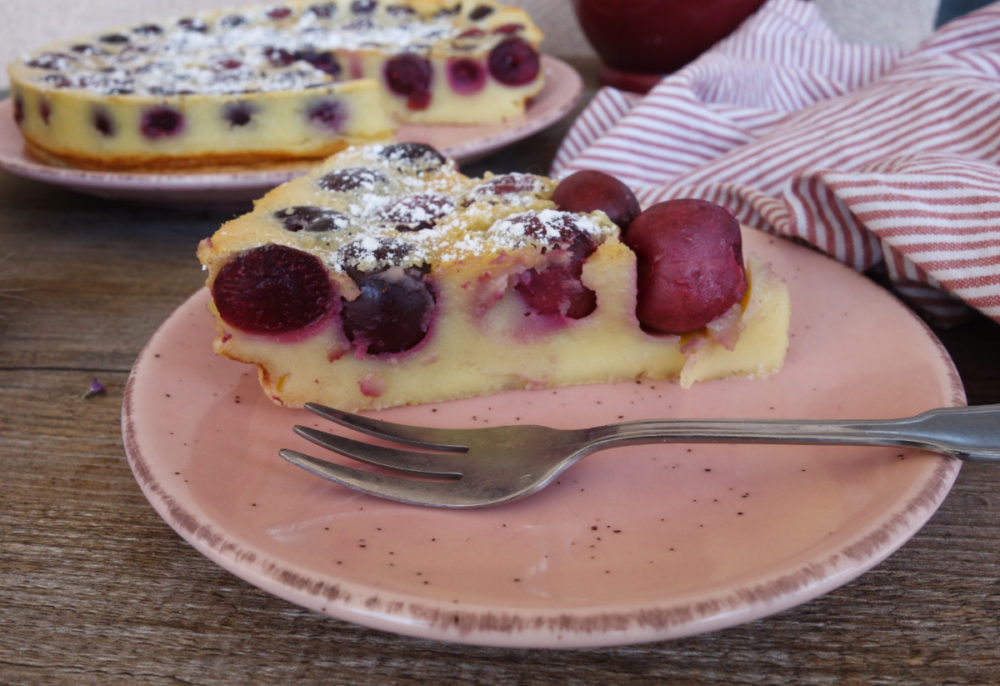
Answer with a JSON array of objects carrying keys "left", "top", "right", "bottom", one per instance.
[
  {"left": 384, "top": 54, "right": 433, "bottom": 110},
  {"left": 92, "top": 108, "right": 115, "bottom": 136},
  {"left": 297, "top": 49, "right": 341, "bottom": 76},
  {"left": 341, "top": 267, "right": 435, "bottom": 355},
  {"left": 493, "top": 24, "right": 524, "bottom": 35},
  {"left": 220, "top": 14, "right": 249, "bottom": 28},
  {"left": 178, "top": 17, "right": 209, "bottom": 32},
  {"left": 309, "top": 3, "right": 337, "bottom": 17},
  {"left": 132, "top": 23, "right": 163, "bottom": 35},
  {"left": 99, "top": 33, "right": 130, "bottom": 44},
  {"left": 376, "top": 193, "right": 454, "bottom": 232},
  {"left": 447, "top": 58, "right": 486, "bottom": 95},
  {"left": 488, "top": 37, "right": 540, "bottom": 86},
  {"left": 337, "top": 237, "right": 412, "bottom": 272},
  {"left": 275, "top": 206, "right": 350, "bottom": 232},
  {"left": 212, "top": 244, "right": 334, "bottom": 335},
  {"left": 497, "top": 214, "right": 599, "bottom": 319},
  {"left": 224, "top": 102, "right": 254, "bottom": 127},
  {"left": 264, "top": 46, "right": 297, "bottom": 67},
  {"left": 318, "top": 167, "right": 388, "bottom": 192},
  {"left": 552, "top": 169, "right": 641, "bottom": 231},
  {"left": 379, "top": 142, "right": 446, "bottom": 173},
  {"left": 141, "top": 106, "right": 185, "bottom": 138},
  {"left": 470, "top": 172, "right": 543, "bottom": 201},
  {"left": 351, "top": 0, "right": 377, "bottom": 13},
  {"left": 267, "top": 6, "right": 292, "bottom": 20},
  {"left": 469, "top": 5, "right": 494, "bottom": 20},
  {"left": 623, "top": 199, "right": 747, "bottom": 334},
  {"left": 307, "top": 100, "right": 347, "bottom": 131},
  {"left": 514, "top": 229, "right": 597, "bottom": 319},
  {"left": 27, "top": 52, "right": 76, "bottom": 70}
]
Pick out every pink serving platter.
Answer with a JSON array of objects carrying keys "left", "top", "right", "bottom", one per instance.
[{"left": 122, "top": 228, "right": 964, "bottom": 648}]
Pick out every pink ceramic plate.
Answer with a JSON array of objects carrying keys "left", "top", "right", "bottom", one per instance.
[
  {"left": 0, "top": 56, "right": 580, "bottom": 206},
  {"left": 122, "top": 230, "right": 965, "bottom": 648}
]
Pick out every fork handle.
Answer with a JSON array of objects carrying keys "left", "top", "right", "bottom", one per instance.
[{"left": 583, "top": 404, "right": 1000, "bottom": 461}]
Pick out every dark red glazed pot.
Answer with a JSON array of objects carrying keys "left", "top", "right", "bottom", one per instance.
[{"left": 571, "top": 0, "right": 766, "bottom": 92}]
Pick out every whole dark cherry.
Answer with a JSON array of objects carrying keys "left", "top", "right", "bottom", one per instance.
[
  {"left": 297, "top": 49, "right": 341, "bottom": 76},
  {"left": 212, "top": 244, "right": 334, "bottom": 335},
  {"left": 471, "top": 173, "right": 541, "bottom": 198},
  {"left": 469, "top": 5, "right": 494, "bottom": 20},
  {"left": 386, "top": 5, "right": 416, "bottom": 16},
  {"left": 132, "top": 23, "right": 163, "bottom": 35},
  {"left": 71, "top": 43, "right": 104, "bottom": 55},
  {"left": 375, "top": 193, "right": 454, "bottom": 232},
  {"left": 623, "top": 199, "right": 747, "bottom": 334},
  {"left": 92, "top": 107, "right": 115, "bottom": 137},
  {"left": 447, "top": 58, "right": 486, "bottom": 95},
  {"left": 384, "top": 54, "right": 433, "bottom": 110},
  {"left": 264, "top": 46, "right": 297, "bottom": 67},
  {"left": 493, "top": 24, "right": 524, "bottom": 35},
  {"left": 223, "top": 102, "right": 255, "bottom": 127},
  {"left": 266, "top": 6, "right": 293, "bottom": 20},
  {"left": 337, "top": 237, "right": 413, "bottom": 273},
  {"left": 488, "top": 37, "right": 539, "bottom": 86},
  {"left": 308, "top": 3, "right": 337, "bottom": 18},
  {"left": 27, "top": 52, "right": 76, "bottom": 70},
  {"left": 274, "top": 206, "right": 350, "bottom": 232},
  {"left": 178, "top": 17, "right": 209, "bottom": 32},
  {"left": 307, "top": 100, "right": 347, "bottom": 131},
  {"left": 501, "top": 213, "right": 599, "bottom": 319},
  {"left": 318, "top": 167, "right": 388, "bottom": 192},
  {"left": 220, "top": 14, "right": 249, "bottom": 28},
  {"left": 378, "top": 142, "right": 446, "bottom": 173},
  {"left": 551, "top": 169, "right": 641, "bottom": 231},
  {"left": 140, "top": 106, "right": 185, "bottom": 139},
  {"left": 99, "top": 33, "right": 130, "bottom": 44},
  {"left": 514, "top": 229, "right": 598, "bottom": 319},
  {"left": 341, "top": 267, "right": 435, "bottom": 355}
]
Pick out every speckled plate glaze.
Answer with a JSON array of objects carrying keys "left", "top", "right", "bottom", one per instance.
[
  {"left": 0, "top": 55, "right": 580, "bottom": 206},
  {"left": 122, "top": 229, "right": 965, "bottom": 648}
]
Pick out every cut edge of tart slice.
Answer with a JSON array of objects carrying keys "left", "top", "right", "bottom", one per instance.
[{"left": 196, "top": 143, "right": 791, "bottom": 412}]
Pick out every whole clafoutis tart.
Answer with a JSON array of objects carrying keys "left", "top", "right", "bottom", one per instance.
[
  {"left": 7, "top": 0, "right": 545, "bottom": 170},
  {"left": 196, "top": 143, "right": 791, "bottom": 411}
]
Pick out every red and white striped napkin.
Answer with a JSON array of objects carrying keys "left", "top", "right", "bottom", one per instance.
[{"left": 552, "top": 0, "right": 1000, "bottom": 326}]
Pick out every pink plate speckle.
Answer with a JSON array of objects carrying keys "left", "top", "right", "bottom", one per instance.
[
  {"left": 121, "top": 229, "right": 964, "bottom": 648},
  {"left": 0, "top": 56, "right": 581, "bottom": 206}
]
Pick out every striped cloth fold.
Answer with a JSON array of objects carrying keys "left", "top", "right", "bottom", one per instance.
[{"left": 552, "top": 0, "right": 1000, "bottom": 326}]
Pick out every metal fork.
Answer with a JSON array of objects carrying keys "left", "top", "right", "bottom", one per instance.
[{"left": 279, "top": 402, "right": 1000, "bottom": 508}]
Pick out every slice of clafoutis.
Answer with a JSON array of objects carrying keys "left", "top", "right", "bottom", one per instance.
[{"left": 197, "top": 143, "right": 790, "bottom": 411}]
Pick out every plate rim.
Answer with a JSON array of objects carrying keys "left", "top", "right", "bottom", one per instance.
[{"left": 120, "top": 231, "right": 966, "bottom": 648}]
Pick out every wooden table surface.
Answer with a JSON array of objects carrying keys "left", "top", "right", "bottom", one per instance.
[{"left": 3, "top": 61, "right": 999, "bottom": 683}]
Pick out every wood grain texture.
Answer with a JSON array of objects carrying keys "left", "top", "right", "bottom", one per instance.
[{"left": 2, "top": 61, "right": 999, "bottom": 684}]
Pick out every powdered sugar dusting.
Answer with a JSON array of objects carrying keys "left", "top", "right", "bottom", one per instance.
[
  {"left": 18, "top": 1, "right": 480, "bottom": 96},
  {"left": 234, "top": 143, "right": 619, "bottom": 275}
]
